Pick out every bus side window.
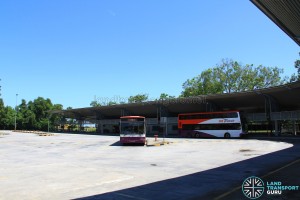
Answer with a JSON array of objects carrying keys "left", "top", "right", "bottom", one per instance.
[
  {"left": 235, "top": 123, "right": 241, "bottom": 130},
  {"left": 228, "top": 112, "right": 238, "bottom": 118}
]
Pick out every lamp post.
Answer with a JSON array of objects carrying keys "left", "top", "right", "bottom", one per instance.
[{"left": 14, "top": 94, "right": 18, "bottom": 130}]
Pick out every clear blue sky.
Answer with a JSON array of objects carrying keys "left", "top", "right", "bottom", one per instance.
[{"left": 0, "top": 0, "right": 299, "bottom": 109}]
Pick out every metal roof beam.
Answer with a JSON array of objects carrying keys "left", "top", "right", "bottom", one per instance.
[{"left": 251, "top": 0, "right": 300, "bottom": 46}]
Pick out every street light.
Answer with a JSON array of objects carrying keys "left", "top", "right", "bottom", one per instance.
[{"left": 14, "top": 94, "right": 18, "bottom": 131}]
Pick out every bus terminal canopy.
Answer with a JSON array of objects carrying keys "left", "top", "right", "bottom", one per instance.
[
  {"left": 251, "top": 0, "right": 300, "bottom": 46},
  {"left": 52, "top": 81, "right": 300, "bottom": 121}
]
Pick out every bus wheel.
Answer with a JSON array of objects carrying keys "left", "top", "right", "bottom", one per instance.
[
  {"left": 195, "top": 133, "right": 200, "bottom": 138},
  {"left": 224, "top": 133, "right": 231, "bottom": 138}
]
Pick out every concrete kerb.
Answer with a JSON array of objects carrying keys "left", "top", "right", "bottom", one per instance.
[
  {"left": 12, "top": 130, "right": 55, "bottom": 136},
  {"left": 0, "top": 132, "right": 10, "bottom": 136},
  {"left": 146, "top": 138, "right": 206, "bottom": 146},
  {"left": 146, "top": 139, "right": 172, "bottom": 147}
]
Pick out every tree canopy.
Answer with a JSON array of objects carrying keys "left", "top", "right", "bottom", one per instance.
[
  {"left": 158, "top": 93, "right": 176, "bottom": 100},
  {"left": 290, "top": 52, "right": 300, "bottom": 82},
  {"left": 90, "top": 100, "right": 101, "bottom": 107},
  {"left": 90, "top": 100, "right": 118, "bottom": 107},
  {"left": 181, "top": 59, "right": 287, "bottom": 97},
  {"left": 0, "top": 97, "right": 63, "bottom": 131},
  {"left": 128, "top": 94, "right": 149, "bottom": 103}
]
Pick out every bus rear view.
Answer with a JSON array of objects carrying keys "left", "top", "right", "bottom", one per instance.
[{"left": 120, "top": 116, "right": 146, "bottom": 145}]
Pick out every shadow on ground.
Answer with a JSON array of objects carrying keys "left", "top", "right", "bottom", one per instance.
[
  {"left": 75, "top": 138, "right": 300, "bottom": 200},
  {"left": 110, "top": 141, "right": 145, "bottom": 147},
  {"left": 109, "top": 141, "right": 122, "bottom": 146}
]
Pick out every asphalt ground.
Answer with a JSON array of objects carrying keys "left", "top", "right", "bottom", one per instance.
[
  {"left": 215, "top": 159, "right": 300, "bottom": 200},
  {"left": 213, "top": 137, "right": 300, "bottom": 200},
  {"left": 0, "top": 131, "right": 299, "bottom": 200}
]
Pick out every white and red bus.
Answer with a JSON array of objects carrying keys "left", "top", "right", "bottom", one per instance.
[
  {"left": 178, "top": 111, "right": 243, "bottom": 138},
  {"left": 120, "top": 116, "right": 146, "bottom": 144}
]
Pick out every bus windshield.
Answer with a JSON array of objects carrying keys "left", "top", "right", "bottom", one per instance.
[{"left": 121, "top": 122, "right": 145, "bottom": 134}]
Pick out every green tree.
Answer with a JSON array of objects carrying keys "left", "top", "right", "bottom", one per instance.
[
  {"left": 158, "top": 93, "right": 176, "bottom": 100},
  {"left": 2, "top": 106, "right": 15, "bottom": 129},
  {"left": 16, "top": 99, "right": 36, "bottom": 130},
  {"left": 128, "top": 94, "right": 148, "bottom": 103},
  {"left": 0, "top": 98, "right": 6, "bottom": 128},
  {"left": 295, "top": 52, "right": 300, "bottom": 75},
  {"left": 90, "top": 100, "right": 101, "bottom": 107},
  {"left": 290, "top": 52, "right": 300, "bottom": 82},
  {"left": 21, "top": 109, "right": 36, "bottom": 130},
  {"left": 0, "top": 97, "right": 68, "bottom": 131},
  {"left": 182, "top": 68, "right": 223, "bottom": 97},
  {"left": 26, "top": 97, "right": 54, "bottom": 131},
  {"left": 107, "top": 101, "right": 117, "bottom": 106},
  {"left": 49, "top": 104, "right": 64, "bottom": 130},
  {"left": 182, "top": 59, "right": 286, "bottom": 97},
  {"left": 28, "top": 97, "right": 52, "bottom": 120},
  {"left": 0, "top": 99, "right": 15, "bottom": 130}
]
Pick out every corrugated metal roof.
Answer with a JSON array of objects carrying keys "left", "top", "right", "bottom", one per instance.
[
  {"left": 52, "top": 81, "right": 300, "bottom": 120},
  {"left": 251, "top": 0, "right": 300, "bottom": 45}
]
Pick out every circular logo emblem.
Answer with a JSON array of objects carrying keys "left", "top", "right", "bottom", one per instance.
[{"left": 242, "top": 176, "right": 264, "bottom": 199}]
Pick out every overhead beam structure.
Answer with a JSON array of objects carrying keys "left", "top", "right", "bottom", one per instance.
[
  {"left": 251, "top": 0, "right": 300, "bottom": 46},
  {"left": 52, "top": 81, "right": 300, "bottom": 121}
]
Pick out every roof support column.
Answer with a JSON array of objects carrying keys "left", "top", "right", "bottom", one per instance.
[
  {"left": 205, "top": 102, "right": 218, "bottom": 112},
  {"left": 293, "top": 121, "right": 297, "bottom": 136},
  {"left": 258, "top": 93, "right": 280, "bottom": 135},
  {"left": 77, "top": 119, "right": 83, "bottom": 133},
  {"left": 121, "top": 108, "right": 131, "bottom": 116},
  {"left": 91, "top": 111, "right": 105, "bottom": 134},
  {"left": 157, "top": 105, "right": 169, "bottom": 140},
  {"left": 274, "top": 120, "right": 279, "bottom": 136}
]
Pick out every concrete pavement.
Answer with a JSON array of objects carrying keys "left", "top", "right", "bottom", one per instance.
[{"left": 0, "top": 131, "right": 299, "bottom": 200}]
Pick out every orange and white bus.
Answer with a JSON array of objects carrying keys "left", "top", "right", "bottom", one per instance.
[
  {"left": 178, "top": 111, "right": 244, "bottom": 138},
  {"left": 120, "top": 116, "right": 146, "bottom": 144}
]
